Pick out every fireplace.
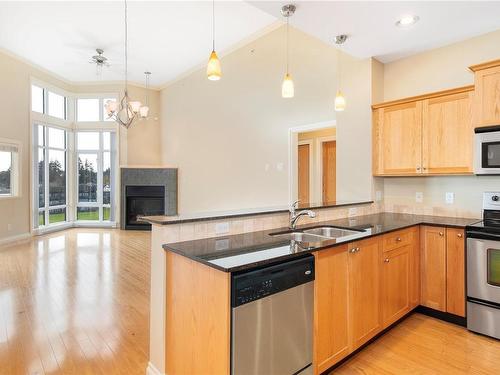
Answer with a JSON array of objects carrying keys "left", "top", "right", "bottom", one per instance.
[
  {"left": 125, "top": 185, "right": 165, "bottom": 230},
  {"left": 120, "top": 167, "right": 177, "bottom": 230}
]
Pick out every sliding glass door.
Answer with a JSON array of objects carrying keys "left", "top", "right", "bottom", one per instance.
[
  {"left": 35, "top": 124, "right": 68, "bottom": 226},
  {"left": 76, "top": 131, "right": 115, "bottom": 222}
]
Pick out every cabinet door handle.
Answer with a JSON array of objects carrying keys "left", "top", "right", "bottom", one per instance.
[
  {"left": 384, "top": 258, "right": 390, "bottom": 263},
  {"left": 416, "top": 166, "right": 421, "bottom": 172},
  {"left": 356, "top": 247, "right": 360, "bottom": 252},
  {"left": 457, "top": 233, "right": 463, "bottom": 238},
  {"left": 349, "top": 248, "right": 357, "bottom": 253},
  {"left": 439, "top": 232, "right": 444, "bottom": 236},
  {"left": 396, "top": 237, "right": 402, "bottom": 242}
]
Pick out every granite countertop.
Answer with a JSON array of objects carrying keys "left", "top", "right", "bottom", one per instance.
[
  {"left": 162, "top": 212, "right": 479, "bottom": 273},
  {"left": 140, "top": 200, "right": 373, "bottom": 225}
]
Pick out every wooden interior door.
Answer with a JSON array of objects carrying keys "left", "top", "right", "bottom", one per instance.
[
  {"left": 313, "top": 245, "right": 350, "bottom": 374},
  {"left": 298, "top": 144, "right": 310, "bottom": 203},
  {"left": 420, "top": 226, "right": 447, "bottom": 311},
  {"left": 475, "top": 65, "right": 500, "bottom": 127},
  {"left": 349, "top": 237, "right": 382, "bottom": 350},
  {"left": 322, "top": 141, "right": 336, "bottom": 203},
  {"left": 446, "top": 228, "right": 466, "bottom": 317},
  {"left": 381, "top": 246, "right": 411, "bottom": 327},
  {"left": 422, "top": 91, "right": 473, "bottom": 174},
  {"left": 376, "top": 102, "right": 422, "bottom": 175}
]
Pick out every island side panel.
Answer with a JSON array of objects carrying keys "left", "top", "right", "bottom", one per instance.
[{"left": 166, "top": 251, "right": 231, "bottom": 375}]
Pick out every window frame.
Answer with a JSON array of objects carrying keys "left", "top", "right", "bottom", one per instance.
[
  {"left": 75, "top": 94, "right": 119, "bottom": 124},
  {"left": 75, "top": 130, "right": 116, "bottom": 223},
  {"left": 34, "top": 123, "right": 69, "bottom": 228},
  {"left": 0, "top": 138, "right": 21, "bottom": 199}
]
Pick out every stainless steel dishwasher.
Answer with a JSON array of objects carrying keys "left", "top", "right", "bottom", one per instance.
[{"left": 231, "top": 255, "right": 314, "bottom": 375}]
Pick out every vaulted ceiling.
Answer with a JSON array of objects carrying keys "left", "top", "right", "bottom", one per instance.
[{"left": 1, "top": 1, "right": 500, "bottom": 87}]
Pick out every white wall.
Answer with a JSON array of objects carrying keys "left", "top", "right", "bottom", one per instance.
[
  {"left": 160, "top": 26, "right": 374, "bottom": 214},
  {"left": 381, "top": 29, "right": 500, "bottom": 218}
]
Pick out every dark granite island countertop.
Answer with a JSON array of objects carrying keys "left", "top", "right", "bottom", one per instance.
[{"left": 162, "top": 213, "right": 479, "bottom": 273}]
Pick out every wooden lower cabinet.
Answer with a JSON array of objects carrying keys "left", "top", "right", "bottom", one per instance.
[
  {"left": 446, "top": 228, "right": 466, "bottom": 317},
  {"left": 348, "top": 236, "right": 382, "bottom": 350},
  {"left": 313, "top": 245, "right": 350, "bottom": 375},
  {"left": 381, "top": 245, "right": 411, "bottom": 327},
  {"left": 420, "top": 226, "right": 447, "bottom": 311}
]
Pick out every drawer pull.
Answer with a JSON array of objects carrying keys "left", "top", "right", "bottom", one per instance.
[
  {"left": 439, "top": 232, "right": 444, "bottom": 236},
  {"left": 457, "top": 233, "right": 463, "bottom": 238},
  {"left": 396, "top": 237, "right": 402, "bottom": 242},
  {"left": 384, "top": 258, "right": 390, "bottom": 263}
]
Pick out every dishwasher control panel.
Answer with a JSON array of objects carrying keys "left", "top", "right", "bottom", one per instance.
[{"left": 231, "top": 255, "right": 314, "bottom": 307}]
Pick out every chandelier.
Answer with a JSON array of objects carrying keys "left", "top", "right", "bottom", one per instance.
[{"left": 105, "top": 0, "right": 147, "bottom": 128}]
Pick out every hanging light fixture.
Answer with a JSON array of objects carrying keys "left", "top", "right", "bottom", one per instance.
[
  {"left": 105, "top": 0, "right": 142, "bottom": 128},
  {"left": 334, "top": 34, "right": 347, "bottom": 112},
  {"left": 139, "top": 72, "right": 151, "bottom": 118},
  {"left": 206, "top": 0, "right": 221, "bottom": 80},
  {"left": 281, "top": 4, "right": 296, "bottom": 98}
]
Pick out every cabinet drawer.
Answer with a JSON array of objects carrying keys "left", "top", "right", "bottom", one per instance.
[{"left": 383, "top": 228, "right": 414, "bottom": 252}]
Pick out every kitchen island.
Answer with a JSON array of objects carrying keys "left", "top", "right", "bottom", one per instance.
[{"left": 143, "top": 211, "right": 478, "bottom": 375}]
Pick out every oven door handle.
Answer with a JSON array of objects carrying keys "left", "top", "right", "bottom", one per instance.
[
  {"left": 466, "top": 230, "right": 500, "bottom": 241},
  {"left": 468, "top": 297, "right": 500, "bottom": 310}
]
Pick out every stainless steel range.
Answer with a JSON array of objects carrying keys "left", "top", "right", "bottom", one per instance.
[{"left": 466, "top": 192, "right": 500, "bottom": 339}]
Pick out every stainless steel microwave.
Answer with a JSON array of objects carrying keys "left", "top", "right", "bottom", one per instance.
[{"left": 475, "top": 126, "right": 500, "bottom": 174}]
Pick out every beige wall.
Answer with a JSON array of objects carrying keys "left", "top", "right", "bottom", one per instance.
[
  {"left": 381, "top": 29, "right": 500, "bottom": 218},
  {"left": 160, "top": 26, "right": 374, "bottom": 214},
  {"left": 0, "top": 50, "right": 161, "bottom": 242}
]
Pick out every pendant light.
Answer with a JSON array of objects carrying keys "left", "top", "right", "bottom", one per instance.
[
  {"left": 334, "top": 34, "right": 347, "bottom": 112},
  {"left": 105, "top": 0, "right": 142, "bottom": 128},
  {"left": 207, "top": 0, "right": 221, "bottom": 80},
  {"left": 281, "top": 4, "right": 296, "bottom": 98},
  {"left": 139, "top": 72, "right": 151, "bottom": 118}
]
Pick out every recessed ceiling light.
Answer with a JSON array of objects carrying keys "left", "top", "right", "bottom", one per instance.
[{"left": 396, "top": 15, "right": 419, "bottom": 27}]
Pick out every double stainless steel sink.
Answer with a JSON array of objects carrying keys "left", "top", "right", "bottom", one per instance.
[{"left": 270, "top": 226, "right": 366, "bottom": 243}]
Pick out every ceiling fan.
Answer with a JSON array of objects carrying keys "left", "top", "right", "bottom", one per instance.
[{"left": 89, "top": 48, "right": 110, "bottom": 76}]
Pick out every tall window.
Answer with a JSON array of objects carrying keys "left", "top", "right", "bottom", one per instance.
[
  {"left": 36, "top": 125, "right": 68, "bottom": 226},
  {"left": 76, "top": 131, "right": 115, "bottom": 222},
  {"left": 0, "top": 141, "right": 19, "bottom": 197}
]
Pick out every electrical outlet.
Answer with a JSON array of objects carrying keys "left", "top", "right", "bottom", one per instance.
[
  {"left": 348, "top": 207, "right": 357, "bottom": 217},
  {"left": 415, "top": 192, "right": 423, "bottom": 203},
  {"left": 215, "top": 222, "right": 230, "bottom": 235},
  {"left": 445, "top": 192, "right": 454, "bottom": 204},
  {"left": 375, "top": 191, "right": 383, "bottom": 201}
]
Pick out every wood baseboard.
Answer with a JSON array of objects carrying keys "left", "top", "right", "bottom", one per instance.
[{"left": 0, "top": 232, "right": 31, "bottom": 248}]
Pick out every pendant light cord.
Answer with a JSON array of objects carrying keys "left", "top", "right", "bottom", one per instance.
[
  {"left": 337, "top": 47, "right": 341, "bottom": 89},
  {"left": 286, "top": 16, "right": 289, "bottom": 74},
  {"left": 212, "top": 0, "right": 216, "bottom": 51},
  {"left": 124, "top": 0, "right": 128, "bottom": 93}
]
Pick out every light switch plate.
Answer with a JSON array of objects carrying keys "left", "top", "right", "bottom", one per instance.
[
  {"left": 416, "top": 192, "right": 423, "bottom": 203},
  {"left": 375, "top": 191, "right": 383, "bottom": 201},
  {"left": 215, "top": 222, "right": 230, "bottom": 235},
  {"left": 446, "top": 192, "right": 454, "bottom": 204}
]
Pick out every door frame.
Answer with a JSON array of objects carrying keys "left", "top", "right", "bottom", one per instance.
[
  {"left": 288, "top": 120, "right": 336, "bottom": 204},
  {"left": 316, "top": 136, "right": 337, "bottom": 202}
]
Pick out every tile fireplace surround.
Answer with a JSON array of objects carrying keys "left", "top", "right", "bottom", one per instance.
[{"left": 120, "top": 168, "right": 178, "bottom": 230}]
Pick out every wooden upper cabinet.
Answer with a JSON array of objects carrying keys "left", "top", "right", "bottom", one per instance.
[
  {"left": 446, "top": 228, "right": 466, "bottom": 317},
  {"left": 313, "top": 246, "right": 350, "bottom": 375},
  {"left": 372, "top": 86, "right": 474, "bottom": 176},
  {"left": 420, "top": 226, "right": 447, "bottom": 312},
  {"left": 373, "top": 101, "right": 422, "bottom": 175},
  {"left": 348, "top": 237, "right": 382, "bottom": 350},
  {"left": 470, "top": 60, "right": 500, "bottom": 127},
  {"left": 422, "top": 91, "right": 474, "bottom": 174}
]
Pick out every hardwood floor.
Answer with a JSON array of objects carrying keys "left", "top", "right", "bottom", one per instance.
[
  {"left": 334, "top": 313, "right": 500, "bottom": 374},
  {"left": 0, "top": 228, "right": 151, "bottom": 375},
  {"left": 1, "top": 228, "right": 499, "bottom": 375}
]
